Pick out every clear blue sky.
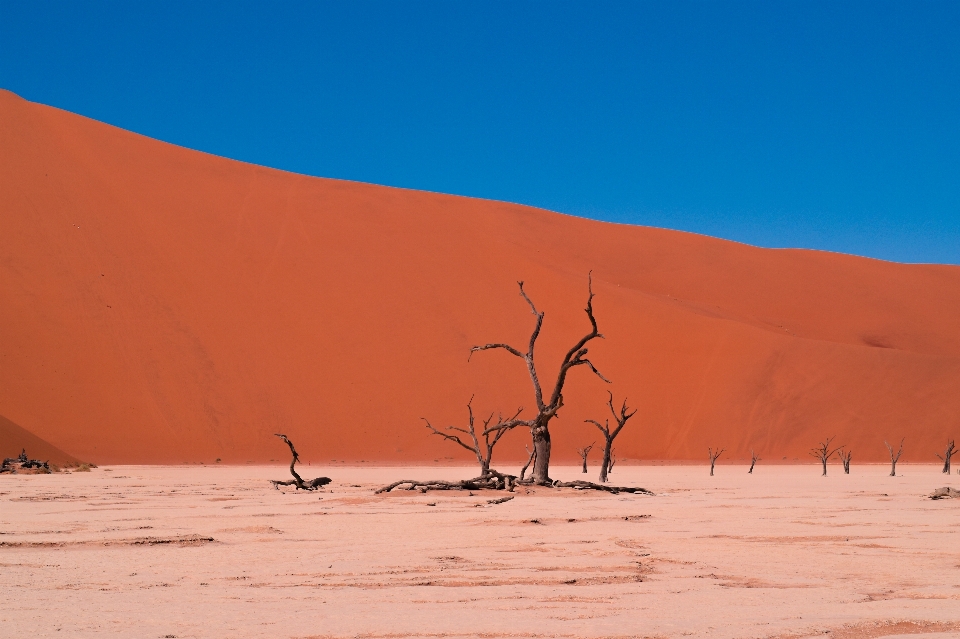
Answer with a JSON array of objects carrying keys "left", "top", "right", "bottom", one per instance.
[{"left": 2, "top": 1, "right": 958, "bottom": 264}]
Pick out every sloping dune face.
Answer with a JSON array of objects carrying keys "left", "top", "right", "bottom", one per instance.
[
  {"left": 0, "top": 414, "right": 79, "bottom": 465},
  {"left": 1, "top": 89, "right": 958, "bottom": 465}
]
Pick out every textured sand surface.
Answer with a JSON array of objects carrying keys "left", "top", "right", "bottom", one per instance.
[
  {"left": 2, "top": 89, "right": 959, "bottom": 465},
  {"left": 2, "top": 465, "right": 959, "bottom": 638}
]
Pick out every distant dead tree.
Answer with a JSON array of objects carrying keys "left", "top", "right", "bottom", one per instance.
[
  {"left": 748, "top": 450, "right": 760, "bottom": 474},
  {"left": 576, "top": 443, "right": 595, "bottom": 473},
  {"left": 470, "top": 273, "right": 609, "bottom": 486},
  {"left": 810, "top": 437, "right": 841, "bottom": 477},
  {"left": 586, "top": 392, "right": 637, "bottom": 483},
  {"left": 270, "top": 434, "right": 331, "bottom": 491},
  {"left": 422, "top": 395, "right": 520, "bottom": 478},
  {"left": 708, "top": 447, "right": 725, "bottom": 476},
  {"left": 936, "top": 440, "right": 955, "bottom": 474},
  {"left": 608, "top": 449, "right": 617, "bottom": 473},
  {"left": 838, "top": 449, "right": 852, "bottom": 474},
  {"left": 885, "top": 438, "right": 905, "bottom": 477}
]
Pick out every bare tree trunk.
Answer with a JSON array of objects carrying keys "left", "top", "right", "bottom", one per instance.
[
  {"left": 599, "top": 441, "right": 612, "bottom": 483},
  {"left": 937, "top": 440, "right": 955, "bottom": 474},
  {"left": 532, "top": 426, "right": 551, "bottom": 485},
  {"left": 886, "top": 438, "right": 904, "bottom": 477},
  {"left": 748, "top": 450, "right": 759, "bottom": 474},
  {"left": 708, "top": 447, "right": 724, "bottom": 476}
]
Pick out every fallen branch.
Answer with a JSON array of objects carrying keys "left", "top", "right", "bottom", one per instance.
[
  {"left": 552, "top": 479, "right": 653, "bottom": 495},
  {"left": 375, "top": 472, "right": 517, "bottom": 494},
  {"left": 270, "top": 434, "right": 331, "bottom": 491}
]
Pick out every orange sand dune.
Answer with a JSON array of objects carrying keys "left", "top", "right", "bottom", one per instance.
[
  {"left": 0, "top": 415, "right": 79, "bottom": 465},
  {"left": 1, "top": 89, "right": 958, "bottom": 465}
]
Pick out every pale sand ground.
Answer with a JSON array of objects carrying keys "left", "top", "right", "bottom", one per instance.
[{"left": 1, "top": 464, "right": 959, "bottom": 638}]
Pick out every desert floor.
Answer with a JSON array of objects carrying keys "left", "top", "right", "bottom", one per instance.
[{"left": 2, "top": 464, "right": 959, "bottom": 639}]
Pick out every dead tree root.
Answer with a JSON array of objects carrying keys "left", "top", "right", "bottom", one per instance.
[
  {"left": 375, "top": 472, "right": 652, "bottom": 495},
  {"left": 270, "top": 476, "right": 331, "bottom": 490},
  {"left": 271, "top": 434, "right": 331, "bottom": 491},
  {"left": 552, "top": 480, "right": 653, "bottom": 494},
  {"left": 376, "top": 472, "right": 517, "bottom": 494}
]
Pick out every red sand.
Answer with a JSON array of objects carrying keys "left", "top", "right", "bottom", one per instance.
[
  {"left": 0, "top": 414, "right": 78, "bottom": 465},
  {"left": 1, "top": 89, "right": 959, "bottom": 464},
  {"left": 2, "top": 464, "right": 959, "bottom": 638}
]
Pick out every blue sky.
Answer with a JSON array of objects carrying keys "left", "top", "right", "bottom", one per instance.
[{"left": 2, "top": 1, "right": 958, "bottom": 264}]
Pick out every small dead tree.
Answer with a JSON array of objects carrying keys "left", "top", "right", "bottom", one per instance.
[
  {"left": 748, "top": 450, "right": 760, "bottom": 474},
  {"left": 586, "top": 392, "right": 637, "bottom": 483},
  {"left": 810, "top": 437, "right": 841, "bottom": 477},
  {"left": 471, "top": 273, "right": 609, "bottom": 485},
  {"left": 838, "top": 449, "right": 852, "bottom": 474},
  {"left": 0, "top": 449, "right": 51, "bottom": 474},
  {"left": 576, "top": 443, "right": 595, "bottom": 473},
  {"left": 608, "top": 449, "right": 617, "bottom": 474},
  {"left": 423, "top": 396, "right": 519, "bottom": 478},
  {"left": 936, "top": 440, "right": 955, "bottom": 474},
  {"left": 885, "top": 438, "right": 904, "bottom": 477},
  {"left": 380, "top": 403, "right": 526, "bottom": 494},
  {"left": 270, "top": 434, "right": 332, "bottom": 491},
  {"left": 708, "top": 447, "right": 725, "bottom": 476}
]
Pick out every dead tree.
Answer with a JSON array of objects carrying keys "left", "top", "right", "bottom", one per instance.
[
  {"left": 748, "top": 450, "right": 760, "bottom": 474},
  {"left": 471, "top": 273, "right": 609, "bottom": 485},
  {"left": 608, "top": 449, "right": 617, "bottom": 473},
  {"left": 838, "top": 449, "right": 852, "bottom": 474},
  {"left": 576, "top": 443, "right": 595, "bottom": 473},
  {"left": 423, "top": 396, "right": 519, "bottom": 478},
  {"left": 0, "top": 449, "right": 51, "bottom": 474},
  {"left": 810, "top": 437, "right": 841, "bottom": 476},
  {"left": 586, "top": 392, "right": 637, "bottom": 483},
  {"left": 885, "top": 438, "right": 904, "bottom": 477},
  {"left": 936, "top": 440, "right": 955, "bottom": 474},
  {"left": 708, "top": 447, "right": 724, "bottom": 476},
  {"left": 270, "top": 434, "right": 332, "bottom": 491}
]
